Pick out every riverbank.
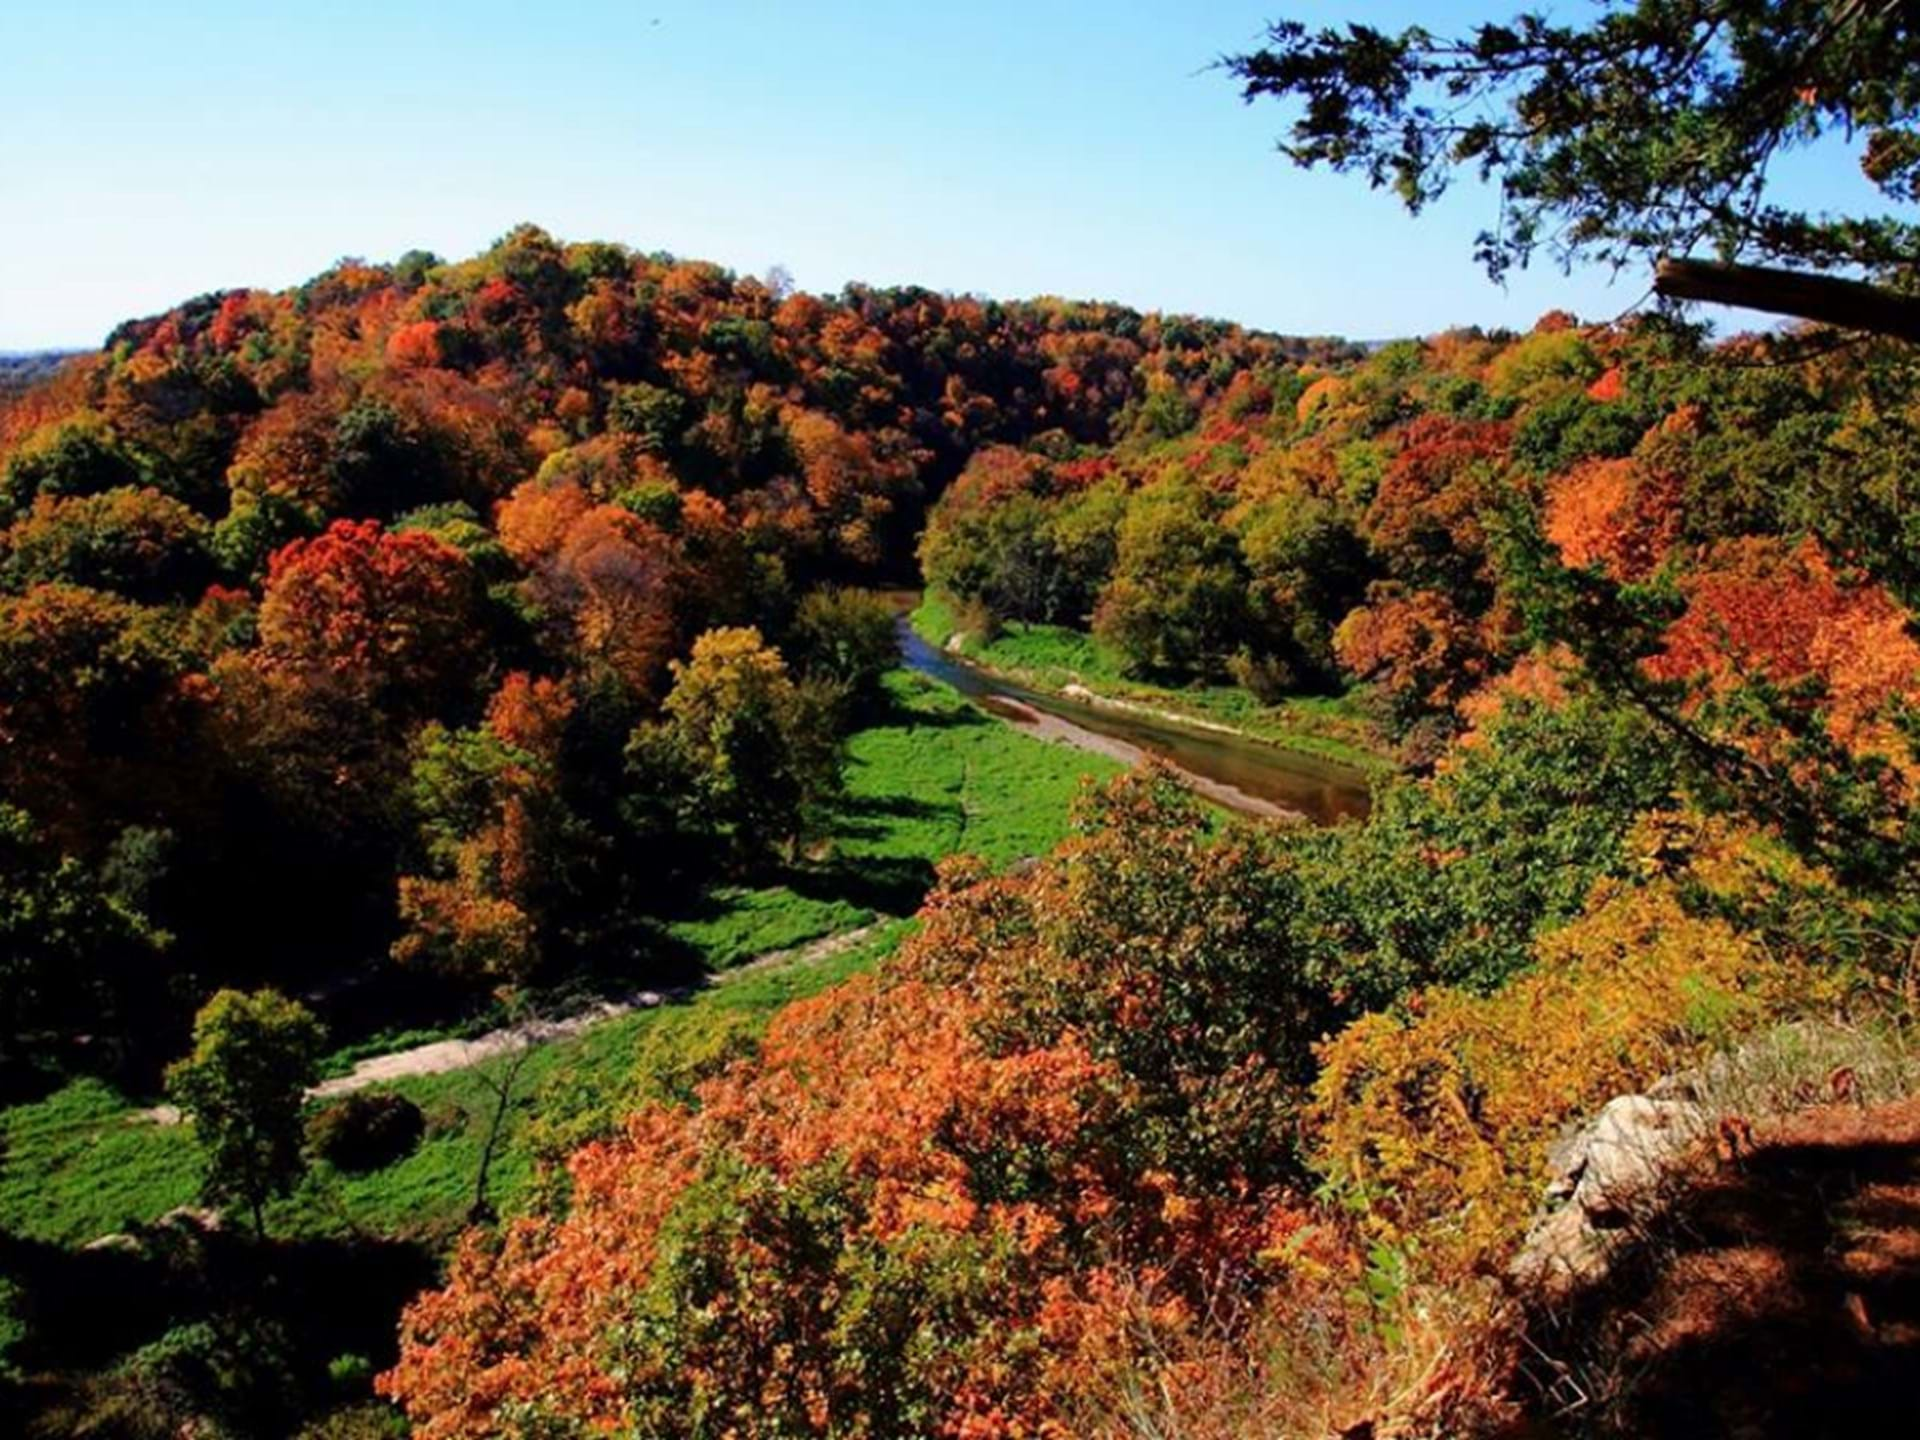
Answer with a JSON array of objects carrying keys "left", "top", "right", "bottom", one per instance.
[{"left": 908, "top": 594, "right": 1393, "bottom": 775}]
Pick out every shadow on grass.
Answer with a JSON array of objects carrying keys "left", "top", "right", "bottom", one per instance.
[
  {"left": 866, "top": 690, "right": 991, "bottom": 732},
  {"left": 790, "top": 854, "right": 937, "bottom": 918},
  {"left": 827, "top": 790, "right": 952, "bottom": 848},
  {"left": 0, "top": 1220, "right": 437, "bottom": 1437},
  {"left": 0, "top": 1059, "right": 67, "bottom": 1111}
]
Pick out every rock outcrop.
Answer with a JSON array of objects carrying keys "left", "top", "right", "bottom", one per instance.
[
  {"left": 1514, "top": 1093, "right": 1710, "bottom": 1296},
  {"left": 1512, "top": 1022, "right": 1919, "bottom": 1301}
]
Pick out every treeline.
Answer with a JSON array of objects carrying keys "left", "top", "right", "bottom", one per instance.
[
  {"left": 0, "top": 353, "right": 77, "bottom": 399},
  {"left": 921, "top": 313, "right": 1920, "bottom": 763},
  {"left": 0, "top": 226, "right": 1351, "bottom": 1073}
]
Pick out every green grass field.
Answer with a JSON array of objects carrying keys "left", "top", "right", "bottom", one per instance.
[
  {"left": 910, "top": 593, "right": 1389, "bottom": 771},
  {"left": 656, "top": 666, "right": 1119, "bottom": 961},
  {"left": 836, "top": 668, "right": 1120, "bottom": 868},
  {"left": 0, "top": 924, "right": 913, "bottom": 1249},
  {"left": 0, "top": 666, "right": 1118, "bottom": 1250},
  {"left": 665, "top": 886, "right": 875, "bottom": 969}
]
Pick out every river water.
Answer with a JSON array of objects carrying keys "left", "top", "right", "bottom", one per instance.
[{"left": 895, "top": 618, "right": 1372, "bottom": 826}]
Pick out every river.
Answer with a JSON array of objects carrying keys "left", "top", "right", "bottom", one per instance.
[{"left": 895, "top": 618, "right": 1372, "bottom": 825}]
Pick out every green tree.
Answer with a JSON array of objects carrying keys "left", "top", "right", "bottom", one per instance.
[
  {"left": 1236, "top": 490, "right": 1371, "bottom": 689},
  {"left": 1227, "top": 2, "right": 1920, "bottom": 336},
  {"left": 1047, "top": 478, "right": 1127, "bottom": 623},
  {"left": 919, "top": 491, "right": 1064, "bottom": 625},
  {"left": 328, "top": 399, "right": 444, "bottom": 518},
  {"left": 786, "top": 585, "right": 898, "bottom": 718},
  {"left": 1289, "top": 690, "right": 1681, "bottom": 1006},
  {"left": 0, "top": 413, "right": 156, "bottom": 520},
  {"left": 1092, "top": 478, "right": 1247, "bottom": 678},
  {"left": 636, "top": 627, "right": 841, "bottom": 868},
  {"left": 607, "top": 381, "right": 688, "bottom": 456},
  {"left": 1, "top": 487, "right": 214, "bottom": 601},
  {"left": 165, "top": 988, "right": 326, "bottom": 1237},
  {"left": 0, "top": 803, "right": 168, "bottom": 1062}
]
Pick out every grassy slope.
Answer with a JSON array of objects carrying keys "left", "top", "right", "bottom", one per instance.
[
  {"left": 911, "top": 593, "right": 1390, "bottom": 773},
  {"left": 0, "top": 669, "right": 1117, "bottom": 1248},
  {"left": 665, "top": 886, "right": 875, "bottom": 969},
  {"left": 0, "top": 929, "right": 901, "bottom": 1248}
]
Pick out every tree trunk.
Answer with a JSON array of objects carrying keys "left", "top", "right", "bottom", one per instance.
[
  {"left": 470, "top": 1045, "right": 530, "bottom": 1225},
  {"left": 1654, "top": 258, "right": 1920, "bottom": 344},
  {"left": 470, "top": 1080, "right": 511, "bottom": 1224}
]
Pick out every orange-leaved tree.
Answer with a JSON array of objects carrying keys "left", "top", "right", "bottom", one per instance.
[{"left": 380, "top": 772, "right": 1355, "bottom": 1438}]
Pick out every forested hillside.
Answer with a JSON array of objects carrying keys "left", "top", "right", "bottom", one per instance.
[
  {"left": 0, "top": 355, "right": 76, "bottom": 398},
  {"left": 6, "top": 221, "right": 1920, "bottom": 1438},
  {"left": 0, "top": 225, "right": 1352, "bottom": 1077},
  {"left": 379, "top": 294, "right": 1920, "bottom": 1438}
]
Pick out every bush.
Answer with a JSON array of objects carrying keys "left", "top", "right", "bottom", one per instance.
[
  {"left": 1309, "top": 881, "right": 1823, "bottom": 1274},
  {"left": 327, "top": 1352, "right": 375, "bottom": 1396},
  {"left": 102, "top": 1317, "right": 300, "bottom": 1439},
  {"left": 1227, "top": 648, "right": 1296, "bottom": 704},
  {"left": 419, "top": 1099, "right": 468, "bottom": 1139},
  {"left": 306, "top": 1093, "right": 426, "bottom": 1174},
  {"left": 1288, "top": 692, "right": 1681, "bottom": 1005}
]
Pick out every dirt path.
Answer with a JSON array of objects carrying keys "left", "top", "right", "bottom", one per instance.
[{"left": 141, "top": 922, "right": 886, "bottom": 1124}]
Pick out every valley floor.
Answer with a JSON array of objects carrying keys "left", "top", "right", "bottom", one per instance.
[{"left": 0, "top": 668, "right": 1119, "bottom": 1250}]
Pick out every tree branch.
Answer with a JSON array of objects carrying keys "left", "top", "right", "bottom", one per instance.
[{"left": 1654, "top": 257, "right": 1920, "bottom": 343}]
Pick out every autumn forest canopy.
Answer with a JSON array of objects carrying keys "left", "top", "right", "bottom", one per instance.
[
  {"left": 0, "top": 224, "right": 1366, "bottom": 1053},
  {"left": 0, "top": 210, "right": 1915, "bottom": 1435},
  {"left": 6, "top": 2, "right": 1920, "bottom": 1437}
]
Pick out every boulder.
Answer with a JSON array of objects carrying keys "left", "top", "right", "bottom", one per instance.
[
  {"left": 1515, "top": 1094, "right": 1708, "bottom": 1298},
  {"left": 1570, "top": 1095, "right": 1710, "bottom": 1221}
]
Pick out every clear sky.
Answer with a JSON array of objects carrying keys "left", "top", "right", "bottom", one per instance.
[{"left": 0, "top": 1, "right": 1889, "bottom": 350}]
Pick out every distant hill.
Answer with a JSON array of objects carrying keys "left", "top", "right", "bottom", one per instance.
[{"left": 0, "top": 350, "right": 79, "bottom": 396}]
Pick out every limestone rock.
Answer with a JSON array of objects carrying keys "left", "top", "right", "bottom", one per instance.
[
  {"left": 1571, "top": 1095, "right": 1710, "bottom": 1221},
  {"left": 1514, "top": 1094, "right": 1708, "bottom": 1298}
]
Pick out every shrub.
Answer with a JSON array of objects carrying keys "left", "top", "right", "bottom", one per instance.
[
  {"left": 1308, "top": 880, "right": 1825, "bottom": 1274},
  {"left": 105, "top": 1317, "right": 300, "bottom": 1439},
  {"left": 1288, "top": 691, "right": 1681, "bottom": 1005},
  {"left": 1227, "top": 647, "right": 1296, "bottom": 704},
  {"left": 307, "top": 1092, "right": 426, "bottom": 1174},
  {"left": 327, "top": 1352, "right": 376, "bottom": 1395},
  {"left": 419, "top": 1099, "right": 468, "bottom": 1139}
]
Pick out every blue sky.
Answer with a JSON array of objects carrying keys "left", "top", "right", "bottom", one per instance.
[{"left": 0, "top": 1, "right": 1890, "bottom": 349}]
